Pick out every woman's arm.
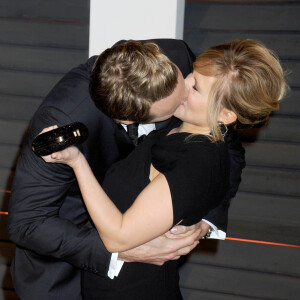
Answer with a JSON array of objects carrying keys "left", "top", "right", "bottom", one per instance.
[{"left": 44, "top": 145, "right": 174, "bottom": 253}]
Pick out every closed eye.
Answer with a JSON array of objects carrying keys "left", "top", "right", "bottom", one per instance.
[{"left": 193, "top": 85, "right": 198, "bottom": 91}]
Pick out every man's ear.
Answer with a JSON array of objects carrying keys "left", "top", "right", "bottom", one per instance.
[{"left": 218, "top": 108, "right": 237, "bottom": 125}]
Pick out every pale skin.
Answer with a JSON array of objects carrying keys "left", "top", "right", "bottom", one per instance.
[
  {"left": 40, "top": 72, "right": 237, "bottom": 255},
  {"left": 119, "top": 223, "right": 206, "bottom": 264}
]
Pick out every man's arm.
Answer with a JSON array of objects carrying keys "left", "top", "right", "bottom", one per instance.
[
  {"left": 105, "top": 221, "right": 206, "bottom": 279},
  {"left": 120, "top": 226, "right": 201, "bottom": 265},
  {"left": 8, "top": 107, "right": 112, "bottom": 276}
]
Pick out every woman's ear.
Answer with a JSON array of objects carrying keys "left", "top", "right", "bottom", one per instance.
[{"left": 218, "top": 108, "right": 237, "bottom": 125}]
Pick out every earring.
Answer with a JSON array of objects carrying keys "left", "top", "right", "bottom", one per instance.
[{"left": 218, "top": 121, "right": 228, "bottom": 137}]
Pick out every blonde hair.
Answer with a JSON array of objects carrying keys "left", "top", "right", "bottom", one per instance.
[
  {"left": 89, "top": 40, "right": 178, "bottom": 122},
  {"left": 194, "top": 39, "right": 288, "bottom": 142}
]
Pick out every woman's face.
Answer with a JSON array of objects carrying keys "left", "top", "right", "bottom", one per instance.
[{"left": 174, "top": 72, "right": 216, "bottom": 132}]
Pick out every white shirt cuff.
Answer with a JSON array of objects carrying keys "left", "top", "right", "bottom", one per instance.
[
  {"left": 202, "top": 219, "right": 226, "bottom": 240},
  {"left": 107, "top": 253, "right": 124, "bottom": 279}
]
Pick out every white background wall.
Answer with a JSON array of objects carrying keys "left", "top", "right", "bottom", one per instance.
[{"left": 89, "top": 0, "right": 185, "bottom": 56}]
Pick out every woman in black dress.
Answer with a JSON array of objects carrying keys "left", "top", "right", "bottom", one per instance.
[{"left": 41, "top": 39, "right": 287, "bottom": 299}]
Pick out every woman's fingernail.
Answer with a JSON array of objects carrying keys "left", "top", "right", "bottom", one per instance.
[{"left": 171, "top": 227, "right": 177, "bottom": 233}]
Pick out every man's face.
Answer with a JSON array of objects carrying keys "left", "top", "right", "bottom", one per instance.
[{"left": 146, "top": 68, "right": 186, "bottom": 123}]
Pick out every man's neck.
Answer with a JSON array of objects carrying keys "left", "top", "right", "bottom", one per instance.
[{"left": 115, "top": 119, "right": 134, "bottom": 125}]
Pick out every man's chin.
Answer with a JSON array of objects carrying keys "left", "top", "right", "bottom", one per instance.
[{"left": 146, "top": 115, "right": 173, "bottom": 123}]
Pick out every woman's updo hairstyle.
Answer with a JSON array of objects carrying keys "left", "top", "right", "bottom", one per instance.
[{"left": 194, "top": 39, "right": 288, "bottom": 142}]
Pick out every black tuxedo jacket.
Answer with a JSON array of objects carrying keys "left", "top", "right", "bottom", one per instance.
[{"left": 8, "top": 39, "right": 244, "bottom": 300}]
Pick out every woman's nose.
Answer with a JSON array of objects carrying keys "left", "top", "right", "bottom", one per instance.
[{"left": 183, "top": 86, "right": 189, "bottom": 99}]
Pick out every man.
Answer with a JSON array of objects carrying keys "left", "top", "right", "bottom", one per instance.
[{"left": 8, "top": 39, "right": 244, "bottom": 299}]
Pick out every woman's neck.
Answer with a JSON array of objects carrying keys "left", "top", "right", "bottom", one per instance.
[{"left": 171, "top": 122, "right": 211, "bottom": 135}]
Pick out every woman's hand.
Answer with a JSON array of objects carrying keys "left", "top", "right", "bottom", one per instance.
[{"left": 38, "top": 125, "right": 82, "bottom": 168}]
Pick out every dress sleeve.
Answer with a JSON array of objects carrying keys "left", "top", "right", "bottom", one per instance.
[{"left": 152, "top": 136, "right": 230, "bottom": 226}]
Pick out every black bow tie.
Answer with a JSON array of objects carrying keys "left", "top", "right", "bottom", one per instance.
[{"left": 127, "top": 123, "right": 139, "bottom": 147}]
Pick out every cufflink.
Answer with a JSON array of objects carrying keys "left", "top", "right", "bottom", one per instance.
[{"left": 203, "top": 226, "right": 213, "bottom": 239}]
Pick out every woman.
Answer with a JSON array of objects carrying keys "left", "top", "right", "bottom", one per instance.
[{"left": 41, "top": 39, "right": 287, "bottom": 299}]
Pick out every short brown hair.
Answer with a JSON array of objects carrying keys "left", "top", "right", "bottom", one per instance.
[
  {"left": 89, "top": 40, "right": 178, "bottom": 122},
  {"left": 194, "top": 39, "right": 288, "bottom": 142}
]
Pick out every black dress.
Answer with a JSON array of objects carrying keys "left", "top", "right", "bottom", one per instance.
[{"left": 82, "top": 124, "right": 230, "bottom": 300}]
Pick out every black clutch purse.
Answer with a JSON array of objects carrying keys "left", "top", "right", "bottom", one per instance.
[{"left": 32, "top": 122, "right": 89, "bottom": 156}]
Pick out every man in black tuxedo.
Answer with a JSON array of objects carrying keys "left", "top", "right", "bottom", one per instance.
[{"left": 8, "top": 39, "right": 244, "bottom": 300}]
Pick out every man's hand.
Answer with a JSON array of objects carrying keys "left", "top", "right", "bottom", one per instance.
[
  {"left": 167, "top": 220, "right": 211, "bottom": 239},
  {"left": 118, "top": 220, "right": 210, "bottom": 266},
  {"left": 165, "top": 220, "right": 211, "bottom": 255}
]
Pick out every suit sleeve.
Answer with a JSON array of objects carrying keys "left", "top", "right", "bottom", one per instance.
[
  {"left": 202, "top": 129, "right": 245, "bottom": 232},
  {"left": 8, "top": 106, "right": 111, "bottom": 276}
]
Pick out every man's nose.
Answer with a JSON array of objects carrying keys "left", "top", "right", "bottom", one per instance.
[{"left": 183, "top": 86, "right": 189, "bottom": 99}]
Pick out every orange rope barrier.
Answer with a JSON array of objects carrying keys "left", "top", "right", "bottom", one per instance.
[
  {"left": 1, "top": 187, "right": 299, "bottom": 248},
  {"left": 226, "top": 237, "right": 300, "bottom": 248},
  {"left": 0, "top": 189, "right": 11, "bottom": 193}
]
